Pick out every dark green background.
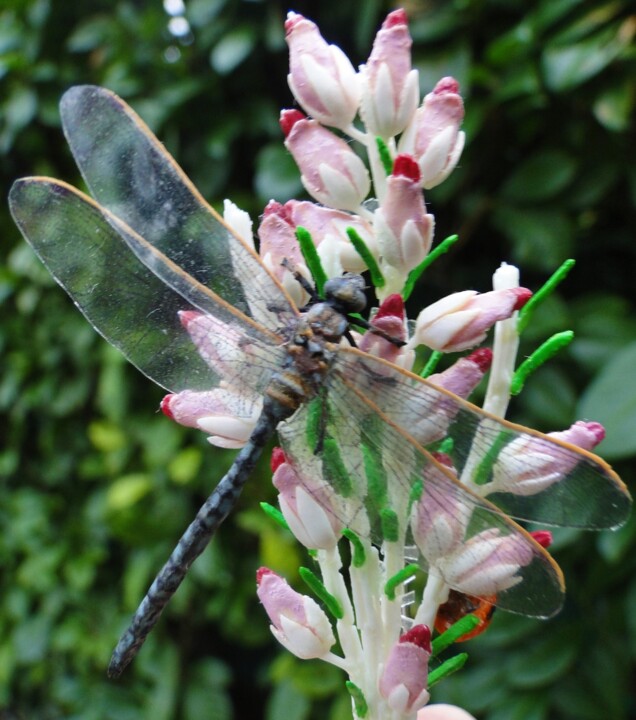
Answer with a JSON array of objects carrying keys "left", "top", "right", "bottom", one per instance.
[{"left": 1, "top": 1, "right": 635, "bottom": 718}]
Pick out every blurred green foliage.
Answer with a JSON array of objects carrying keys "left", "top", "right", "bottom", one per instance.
[{"left": 1, "top": 0, "right": 635, "bottom": 718}]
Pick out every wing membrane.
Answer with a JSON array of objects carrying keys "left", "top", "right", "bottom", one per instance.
[
  {"left": 278, "top": 372, "right": 565, "bottom": 618},
  {"left": 60, "top": 85, "right": 297, "bottom": 331},
  {"left": 9, "top": 178, "right": 285, "bottom": 395},
  {"left": 334, "top": 348, "right": 631, "bottom": 529}
]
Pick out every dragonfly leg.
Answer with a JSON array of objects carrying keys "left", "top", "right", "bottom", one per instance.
[
  {"left": 281, "top": 258, "right": 320, "bottom": 304},
  {"left": 347, "top": 314, "right": 406, "bottom": 347},
  {"left": 107, "top": 397, "right": 287, "bottom": 678}
]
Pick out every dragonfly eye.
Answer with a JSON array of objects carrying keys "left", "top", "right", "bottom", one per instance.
[{"left": 323, "top": 273, "right": 367, "bottom": 314}]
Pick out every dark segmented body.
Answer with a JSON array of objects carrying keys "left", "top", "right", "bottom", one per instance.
[{"left": 107, "top": 290, "right": 356, "bottom": 677}]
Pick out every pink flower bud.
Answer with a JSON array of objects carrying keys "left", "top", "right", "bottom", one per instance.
[
  {"left": 161, "top": 389, "right": 260, "bottom": 449},
  {"left": 436, "top": 528, "right": 535, "bottom": 597},
  {"left": 411, "top": 459, "right": 537, "bottom": 597},
  {"left": 256, "top": 568, "right": 335, "bottom": 659},
  {"left": 286, "top": 200, "right": 377, "bottom": 275},
  {"left": 418, "top": 705, "right": 477, "bottom": 720},
  {"left": 257, "top": 200, "right": 311, "bottom": 307},
  {"left": 379, "top": 625, "right": 432, "bottom": 714},
  {"left": 282, "top": 111, "right": 370, "bottom": 211},
  {"left": 359, "top": 9, "right": 419, "bottom": 137},
  {"left": 411, "top": 287, "right": 532, "bottom": 353},
  {"left": 488, "top": 421, "right": 606, "bottom": 497},
  {"left": 285, "top": 12, "right": 360, "bottom": 129},
  {"left": 409, "top": 349, "right": 492, "bottom": 444},
  {"left": 272, "top": 451, "right": 343, "bottom": 549},
  {"left": 375, "top": 155, "right": 434, "bottom": 296},
  {"left": 410, "top": 459, "right": 467, "bottom": 561},
  {"left": 428, "top": 348, "right": 492, "bottom": 397},
  {"left": 179, "top": 311, "right": 243, "bottom": 374},
  {"left": 398, "top": 77, "right": 465, "bottom": 189},
  {"left": 359, "top": 294, "right": 414, "bottom": 367}
]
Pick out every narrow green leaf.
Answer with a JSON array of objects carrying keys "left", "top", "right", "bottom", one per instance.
[
  {"left": 346, "top": 226, "right": 385, "bottom": 289},
  {"left": 346, "top": 681, "right": 369, "bottom": 718},
  {"left": 428, "top": 652, "right": 469, "bottom": 687},
  {"left": 384, "top": 564, "right": 420, "bottom": 600},
  {"left": 296, "top": 226, "right": 327, "bottom": 296},
  {"left": 260, "top": 502, "right": 290, "bottom": 531},
  {"left": 403, "top": 235, "right": 458, "bottom": 300},
  {"left": 431, "top": 615, "right": 480, "bottom": 655},
  {"left": 343, "top": 529, "right": 366, "bottom": 568},
  {"left": 375, "top": 136, "right": 393, "bottom": 176},
  {"left": 511, "top": 331, "right": 574, "bottom": 395},
  {"left": 518, "top": 259, "right": 575, "bottom": 333},
  {"left": 299, "top": 566, "right": 344, "bottom": 619}
]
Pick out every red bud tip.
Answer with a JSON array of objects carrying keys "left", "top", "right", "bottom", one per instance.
[
  {"left": 383, "top": 8, "right": 408, "bottom": 29},
  {"left": 280, "top": 109, "right": 306, "bottom": 137},
  {"left": 433, "top": 77, "right": 460, "bottom": 95},
  {"left": 512, "top": 287, "right": 533, "bottom": 311},
  {"left": 392, "top": 154, "right": 420, "bottom": 183},
  {"left": 284, "top": 11, "right": 303, "bottom": 34},
  {"left": 263, "top": 199, "right": 293, "bottom": 224},
  {"left": 399, "top": 624, "right": 431, "bottom": 653},
  {"left": 160, "top": 395, "right": 175, "bottom": 419},
  {"left": 178, "top": 310, "right": 201, "bottom": 329},
  {"left": 586, "top": 421, "right": 606, "bottom": 445},
  {"left": 271, "top": 446, "right": 287, "bottom": 472},
  {"left": 256, "top": 567, "right": 274, "bottom": 584},
  {"left": 431, "top": 452, "right": 454, "bottom": 468},
  {"left": 264, "top": 199, "right": 283, "bottom": 216},
  {"left": 467, "top": 347, "right": 493, "bottom": 373},
  {"left": 374, "top": 293, "right": 404, "bottom": 320},
  {"left": 530, "top": 530, "right": 553, "bottom": 548}
]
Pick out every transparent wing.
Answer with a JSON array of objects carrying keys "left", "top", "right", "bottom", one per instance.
[
  {"left": 59, "top": 85, "right": 297, "bottom": 331},
  {"left": 9, "top": 178, "right": 287, "bottom": 396},
  {"left": 278, "top": 371, "right": 565, "bottom": 619},
  {"left": 333, "top": 348, "right": 631, "bottom": 530}
]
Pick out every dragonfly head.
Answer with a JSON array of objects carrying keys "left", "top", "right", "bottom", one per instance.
[{"left": 323, "top": 273, "right": 367, "bottom": 315}]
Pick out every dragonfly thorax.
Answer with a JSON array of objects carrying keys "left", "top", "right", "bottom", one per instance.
[
  {"left": 271, "top": 282, "right": 362, "bottom": 412},
  {"left": 322, "top": 273, "right": 367, "bottom": 315}
]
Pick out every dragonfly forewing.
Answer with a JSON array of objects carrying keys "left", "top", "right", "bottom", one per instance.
[
  {"left": 9, "top": 178, "right": 286, "bottom": 396},
  {"left": 60, "top": 85, "right": 297, "bottom": 332},
  {"left": 334, "top": 348, "right": 631, "bottom": 530}
]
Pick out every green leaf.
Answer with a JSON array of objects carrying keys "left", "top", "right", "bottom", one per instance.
[
  {"left": 506, "top": 627, "right": 578, "bottom": 688},
  {"left": 593, "top": 78, "right": 636, "bottom": 132},
  {"left": 13, "top": 614, "right": 51, "bottom": 663},
  {"left": 266, "top": 680, "right": 310, "bottom": 720},
  {"left": 501, "top": 150, "right": 577, "bottom": 203},
  {"left": 210, "top": 26, "right": 256, "bottom": 74},
  {"left": 106, "top": 473, "right": 153, "bottom": 511},
  {"left": 521, "top": 365, "right": 578, "bottom": 429},
  {"left": 577, "top": 342, "right": 636, "bottom": 459},
  {"left": 490, "top": 693, "right": 549, "bottom": 720},
  {"left": 255, "top": 143, "right": 303, "bottom": 203},
  {"left": 542, "top": 25, "right": 627, "bottom": 91},
  {"left": 66, "top": 17, "right": 113, "bottom": 52},
  {"left": 168, "top": 447, "right": 203, "bottom": 485},
  {"left": 88, "top": 419, "right": 126, "bottom": 453},
  {"left": 492, "top": 205, "right": 574, "bottom": 271}
]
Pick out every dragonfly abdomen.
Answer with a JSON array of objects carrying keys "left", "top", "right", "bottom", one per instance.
[{"left": 108, "top": 393, "right": 294, "bottom": 678}]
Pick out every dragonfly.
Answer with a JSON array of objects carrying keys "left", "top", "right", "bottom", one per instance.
[{"left": 9, "top": 86, "right": 631, "bottom": 678}]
